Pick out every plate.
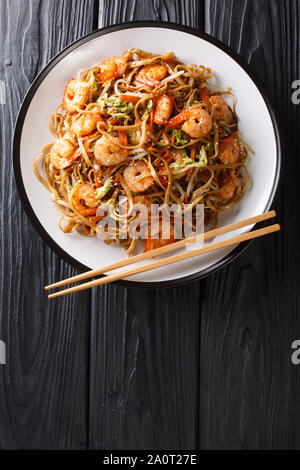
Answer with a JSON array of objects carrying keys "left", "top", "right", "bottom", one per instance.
[{"left": 13, "top": 22, "right": 281, "bottom": 287}]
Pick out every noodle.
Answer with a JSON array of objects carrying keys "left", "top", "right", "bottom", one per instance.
[{"left": 33, "top": 49, "right": 252, "bottom": 254}]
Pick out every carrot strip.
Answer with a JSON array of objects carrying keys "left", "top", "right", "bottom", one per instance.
[
  {"left": 108, "top": 118, "right": 119, "bottom": 125},
  {"left": 119, "top": 130, "right": 128, "bottom": 146},
  {"left": 119, "top": 94, "right": 140, "bottom": 103},
  {"left": 168, "top": 91, "right": 178, "bottom": 111},
  {"left": 163, "top": 149, "right": 170, "bottom": 159},
  {"left": 148, "top": 146, "right": 165, "bottom": 154},
  {"left": 90, "top": 215, "right": 105, "bottom": 223}
]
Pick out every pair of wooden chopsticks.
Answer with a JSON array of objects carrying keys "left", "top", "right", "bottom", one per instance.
[{"left": 46, "top": 210, "right": 279, "bottom": 298}]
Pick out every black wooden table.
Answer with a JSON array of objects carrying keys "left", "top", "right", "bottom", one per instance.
[{"left": 0, "top": 0, "right": 299, "bottom": 450}]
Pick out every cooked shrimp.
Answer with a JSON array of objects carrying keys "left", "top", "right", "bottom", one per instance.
[
  {"left": 94, "top": 135, "right": 128, "bottom": 167},
  {"left": 50, "top": 138, "right": 80, "bottom": 170},
  {"left": 123, "top": 161, "right": 154, "bottom": 192},
  {"left": 97, "top": 56, "right": 128, "bottom": 83},
  {"left": 219, "top": 137, "right": 240, "bottom": 164},
  {"left": 167, "top": 107, "right": 212, "bottom": 138},
  {"left": 71, "top": 114, "right": 102, "bottom": 137},
  {"left": 71, "top": 183, "right": 99, "bottom": 217},
  {"left": 209, "top": 95, "right": 232, "bottom": 122},
  {"left": 153, "top": 94, "right": 172, "bottom": 125},
  {"left": 217, "top": 176, "right": 236, "bottom": 201},
  {"left": 135, "top": 64, "right": 167, "bottom": 88},
  {"left": 63, "top": 79, "right": 90, "bottom": 113}
]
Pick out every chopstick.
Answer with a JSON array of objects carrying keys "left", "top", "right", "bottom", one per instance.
[
  {"left": 48, "top": 220, "right": 280, "bottom": 299},
  {"left": 45, "top": 210, "right": 276, "bottom": 291}
]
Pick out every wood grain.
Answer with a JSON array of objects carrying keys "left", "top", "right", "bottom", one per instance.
[
  {"left": 88, "top": 0, "right": 203, "bottom": 450},
  {"left": 89, "top": 283, "right": 201, "bottom": 450},
  {"left": 0, "top": 0, "right": 95, "bottom": 449},
  {"left": 0, "top": 0, "right": 299, "bottom": 451},
  {"left": 200, "top": 0, "right": 300, "bottom": 449}
]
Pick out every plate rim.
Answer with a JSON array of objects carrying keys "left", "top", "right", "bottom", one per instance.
[{"left": 13, "top": 20, "right": 282, "bottom": 289}]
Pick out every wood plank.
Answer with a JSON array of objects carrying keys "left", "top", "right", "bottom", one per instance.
[
  {"left": 201, "top": 0, "right": 300, "bottom": 449},
  {"left": 89, "top": 0, "right": 203, "bottom": 450},
  {"left": 0, "top": 0, "right": 95, "bottom": 449}
]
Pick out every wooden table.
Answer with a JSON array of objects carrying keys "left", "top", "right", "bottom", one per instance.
[{"left": 0, "top": 0, "right": 299, "bottom": 450}]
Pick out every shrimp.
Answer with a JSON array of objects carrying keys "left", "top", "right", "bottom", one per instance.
[
  {"left": 123, "top": 161, "right": 154, "bottom": 193},
  {"left": 71, "top": 183, "right": 99, "bottom": 217},
  {"left": 135, "top": 64, "right": 167, "bottom": 88},
  {"left": 97, "top": 56, "right": 128, "bottom": 83},
  {"left": 94, "top": 134, "right": 129, "bottom": 167},
  {"left": 167, "top": 107, "right": 212, "bottom": 138},
  {"left": 50, "top": 138, "right": 81, "bottom": 170},
  {"left": 153, "top": 94, "right": 172, "bottom": 125},
  {"left": 209, "top": 95, "right": 232, "bottom": 122},
  {"left": 71, "top": 114, "right": 103, "bottom": 137},
  {"left": 63, "top": 79, "right": 90, "bottom": 113},
  {"left": 219, "top": 137, "right": 240, "bottom": 164},
  {"left": 217, "top": 175, "right": 236, "bottom": 201}
]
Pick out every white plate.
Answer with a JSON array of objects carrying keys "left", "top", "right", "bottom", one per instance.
[{"left": 13, "top": 22, "right": 281, "bottom": 287}]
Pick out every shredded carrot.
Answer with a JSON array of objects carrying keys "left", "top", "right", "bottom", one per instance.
[
  {"left": 184, "top": 191, "right": 188, "bottom": 204},
  {"left": 148, "top": 109, "right": 154, "bottom": 132},
  {"left": 168, "top": 91, "right": 178, "bottom": 111},
  {"left": 114, "top": 173, "right": 121, "bottom": 184},
  {"left": 119, "top": 94, "right": 140, "bottom": 103},
  {"left": 171, "top": 134, "right": 176, "bottom": 145},
  {"left": 90, "top": 215, "right": 105, "bottom": 223},
  {"left": 163, "top": 148, "right": 170, "bottom": 159},
  {"left": 82, "top": 225, "right": 90, "bottom": 235},
  {"left": 83, "top": 138, "right": 93, "bottom": 157},
  {"left": 119, "top": 129, "right": 128, "bottom": 146},
  {"left": 144, "top": 238, "right": 154, "bottom": 253},
  {"left": 108, "top": 118, "right": 119, "bottom": 125},
  {"left": 93, "top": 114, "right": 105, "bottom": 129}
]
